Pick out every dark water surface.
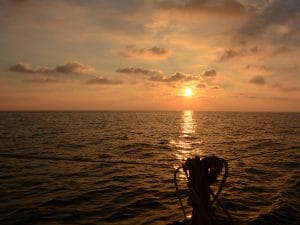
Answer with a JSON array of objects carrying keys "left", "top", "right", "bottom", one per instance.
[{"left": 0, "top": 111, "right": 299, "bottom": 225}]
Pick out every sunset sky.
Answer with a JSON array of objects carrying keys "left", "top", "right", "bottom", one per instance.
[{"left": 0, "top": 0, "right": 299, "bottom": 111}]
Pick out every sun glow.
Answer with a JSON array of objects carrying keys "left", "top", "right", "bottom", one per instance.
[{"left": 184, "top": 87, "right": 193, "bottom": 97}]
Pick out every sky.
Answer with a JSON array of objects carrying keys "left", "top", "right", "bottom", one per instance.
[{"left": 0, "top": 0, "right": 299, "bottom": 111}]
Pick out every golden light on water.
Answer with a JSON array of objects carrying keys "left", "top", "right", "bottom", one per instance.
[
  {"left": 172, "top": 110, "right": 201, "bottom": 182},
  {"left": 181, "top": 110, "right": 195, "bottom": 138},
  {"left": 172, "top": 110, "right": 201, "bottom": 164}
]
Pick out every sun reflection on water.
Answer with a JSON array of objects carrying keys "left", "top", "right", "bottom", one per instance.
[
  {"left": 171, "top": 110, "right": 203, "bottom": 167},
  {"left": 181, "top": 110, "right": 195, "bottom": 137}
]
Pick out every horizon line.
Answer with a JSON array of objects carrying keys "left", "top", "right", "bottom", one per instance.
[{"left": 0, "top": 109, "right": 299, "bottom": 113}]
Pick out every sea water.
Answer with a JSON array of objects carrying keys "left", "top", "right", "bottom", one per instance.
[{"left": 0, "top": 111, "right": 299, "bottom": 225}]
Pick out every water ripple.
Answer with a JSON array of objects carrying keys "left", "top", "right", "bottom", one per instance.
[{"left": 0, "top": 111, "right": 299, "bottom": 225}]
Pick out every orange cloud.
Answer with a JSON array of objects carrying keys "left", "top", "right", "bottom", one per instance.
[
  {"left": 86, "top": 77, "right": 123, "bottom": 85},
  {"left": 157, "top": 0, "right": 251, "bottom": 17},
  {"left": 22, "top": 78, "right": 60, "bottom": 84},
  {"left": 9, "top": 62, "right": 93, "bottom": 75},
  {"left": 116, "top": 67, "right": 162, "bottom": 76},
  {"left": 202, "top": 69, "right": 217, "bottom": 77},
  {"left": 249, "top": 75, "right": 266, "bottom": 86},
  {"left": 238, "top": 0, "right": 300, "bottom": 39},
  {"left": 218, "top": 46, "right": 260, "bottom": 61},
  {"left": 117, "top": 45, "right": 171, "bottom": 60}
]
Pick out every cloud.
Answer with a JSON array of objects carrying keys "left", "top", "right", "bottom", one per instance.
[
  {"left": 165, "top": 72, "right": 195, "bottom": 82},
  {"left": 219, "top": 48, "right": 244, "bottom": 61},
  {"left": 9, "top": 63, "right": 38, "bottom": 73},
  {"left": 22, "top": 78, "right": 60, "bottom": 83},
  {"left": 231, "top": 93, "right": 299, "bottom": 102},
  {"left": 55, "top": 62, "right": 92, "bottom": 74},
  {"left": 245, "top": 64, "right": 269, "bottom": 71},
  {"left": 149, "top": 72, "right": 200, "bottom": 83},
  {"left": 249, "top": 75, "right": 266, "bottom": 85},
  {"left": 238, "top": 0, "right": 300, "bottom": 38},
  {"left": 117, "top": 45, "right": 171, "bottom": 60},
  {"left": 86, "top": 77, "right": 123, "bottom": 85},
  {"left": 157, "top": 0, "right": 251, "bottom": 17},
  {"left": 148, "top": 46, "right": 169, "bottom": 55},
  {"left": 9, "top": 62, "right": 93, "bottom": 75},
  {"left": 272, "top": 46, "right": 293, "bottom": 56},
  {"left": 197, "top": 83, "right": 206, "bottom": 88},
  {"left": 218, "top": 46, "right": 260, "bottom": 61},
  {"left": 281, "top": 86, "right": 300, "bottom": 92},
  {"left": 271, "top": 82, "right": 300, "bottom": 92},
  {"left": 202, "top": 69, "right": 217, "bottom": 77},
  {"left": 116, "top": 67, "right": 218, "bottom": 84},
  {"left": 210, "top": 86, "right": 220, "bottom": 90},
  {"left": 116, "top": 67, "right": 161, "bottom": 76},
  {"left": 116, "top": 66, "right": 201, "bottom": 83}
]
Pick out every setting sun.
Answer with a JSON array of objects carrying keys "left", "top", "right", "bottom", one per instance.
[{"left": 184, "top": 87, "right": 193, "bottom": 97}]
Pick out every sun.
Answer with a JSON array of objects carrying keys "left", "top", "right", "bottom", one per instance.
[{"left": 184, "top": 87, "right": 193, "bottom": 97}]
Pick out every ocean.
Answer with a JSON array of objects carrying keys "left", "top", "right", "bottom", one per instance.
[{"left": 0, "top": 111, "right": 299, "bottom": 225}]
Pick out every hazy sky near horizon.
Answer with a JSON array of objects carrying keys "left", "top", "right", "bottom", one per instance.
[{"left": 0, "top": 0, "right": 299, "bottom": 111}]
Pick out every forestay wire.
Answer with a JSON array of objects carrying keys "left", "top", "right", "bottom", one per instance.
[{"left": 0, "top": 147, "right": 297, "bottom": 168}]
